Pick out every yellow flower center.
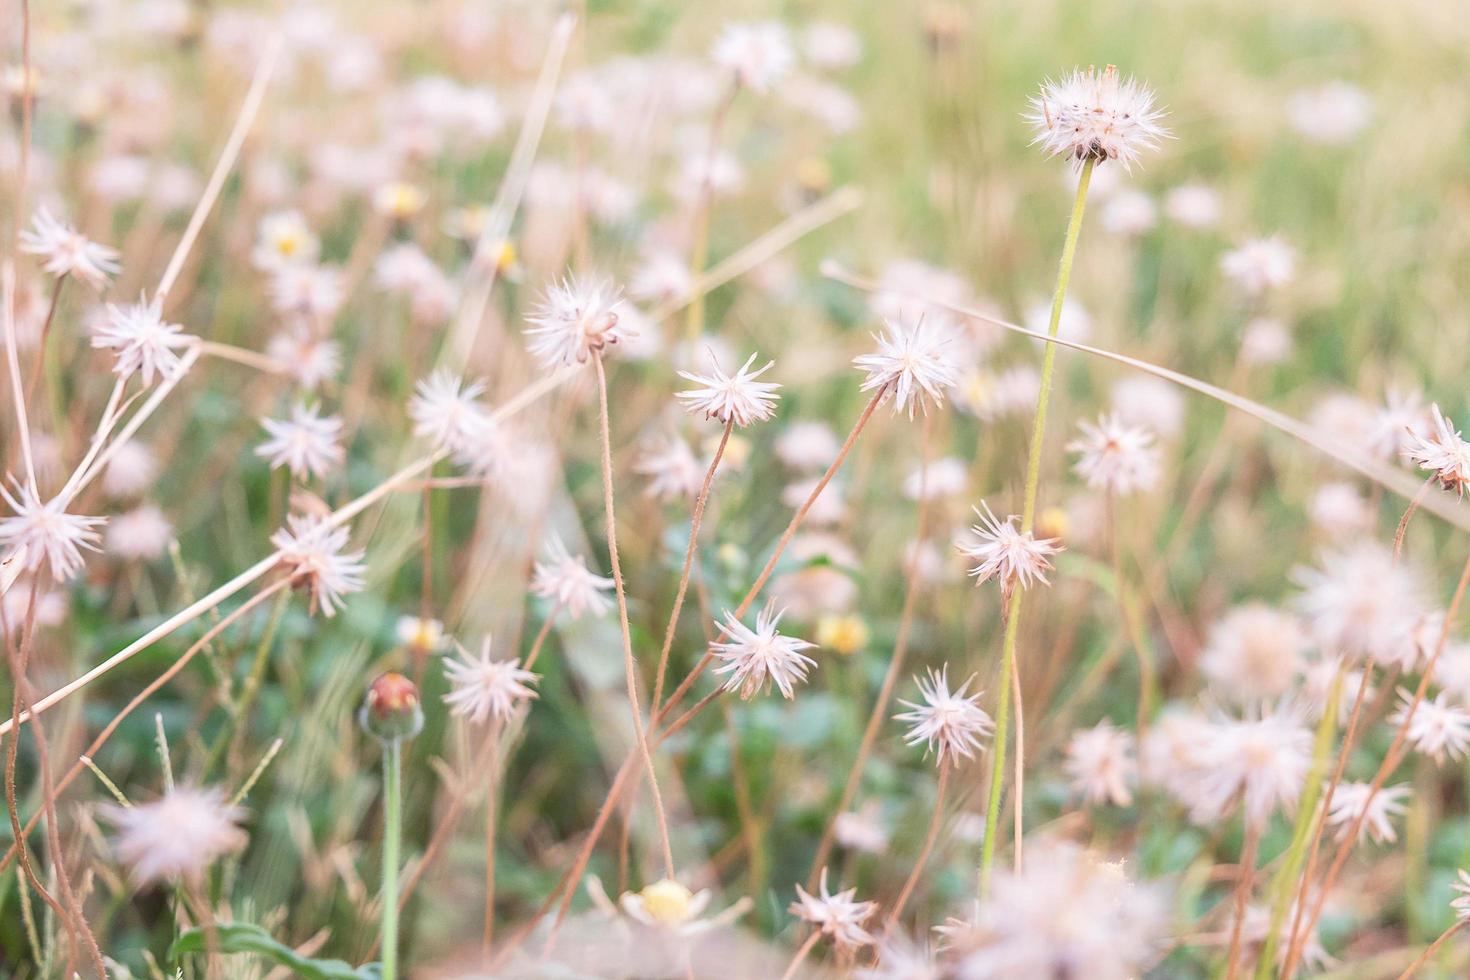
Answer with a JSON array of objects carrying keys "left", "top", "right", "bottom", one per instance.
[{"left": 637, "top": 879, "right": 696, "bottom": 924}]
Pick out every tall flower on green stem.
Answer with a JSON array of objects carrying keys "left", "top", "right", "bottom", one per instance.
[
  {"left": 361, "top": 672, "right": 424, "bottom": 980},
  {"left": 977, "top": 66, "right": 1168, "bottom": 894}
]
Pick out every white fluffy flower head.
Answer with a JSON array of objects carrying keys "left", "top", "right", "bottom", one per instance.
[
  {"left": 442, "top": 636, "right": 538, "bottom": 726},
  {"left": 20, "top": 207, "right": 120, "bottom": 288},
  {"left": 270, "top": 514, "right": 367, "bottom": 617},
  {"left": 0, "top": 481, "right": 105, "bottom": 583},
  {"left": 93, "top": 294, "right": 195, "bottom": 386},
  {"left": 711, "top": 600, "right": 818, "bottom": 700},
  {"left": 531, "top": 536, "right": 615, "bottom": 619},
  {"left": 1067, "top": 413, "right": 1162, "bottom": 496},
  {"left": 256, "top": 402, "right": 344, "bottom": 480},
  {"left": 852, "top": 318, "right": 961, "bottom": 418},
  {"left": 1026, "top": 65, "right": 1168, "bottom": 171},
  {"left": 103, "top": 786, "right": 247, "bottom": 884},
  {"left": 408, "top": 370, "right": 488, "bottom": 455},
  {"left": 1403, "top": 404, "right": 1470, "bottom": 497},
  {"left": 711, "top": 20, "right": 794, "bottom": 94},
  {"left": 895, "top": 665, "right": 994, "bottom": 766},
  {"left": 958, "top": 500, "right": 1062, "bottom": 594},
  {"left": 676, "top": 352, "right": 781, "bottom": 428},
  {"left": 524, "top": 275, "right": 630, "bottom": 368},
  {"left": 790, "top": 868, "right": 877, "bottom": 952}
]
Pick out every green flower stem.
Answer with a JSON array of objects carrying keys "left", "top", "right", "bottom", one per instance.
[
  {"left": 381, "top": 737, "right": 403, "bottom": 980},
  {"left": 1255, "top": 671, "right": 1343, "bottom": 979},
  {"left": 979, "top": 156, "right": 1095, "bottom": 895}
]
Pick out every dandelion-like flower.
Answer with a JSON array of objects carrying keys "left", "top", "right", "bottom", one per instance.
[
  {"left": 530, "top": 536, "right": 615, "bottom": 619},
  {"left": 957, "top": 500, "right": 1062, "bottom": 594},
  {"left": 0, "top": 481, "right": 105, "bottom": 582},
  {"left": 852, "top": 318, "right": 961, "bottom": 418},
  {"left": 408, "top": 370, "right": 488, "bottom": 455},
  {"left": 790, "top": 868, "right": 878, "bottom": 953},
  {"left": 1067, "top": 414, "right": 1162, "bottom": 496},
  {"left": 102, "top": 786, "right": 247, "bottom": 885},
  {"left": 633, "top": 435, "right": 704, "bottom": 503},
  {"left": 1391, "top": 689, "right": 1470, "bottom": 764},
  {"left": 711, "top": 601, "right": 817, "bottom": 700},
  {"left": 106, "top": 504, "right": 173, "bottom": 562},
  {"left": 895, "top": 666, "right": 994, "bottom": 765},
  {"left": 1403, "top": 404, "right": 1470, "bottom": 497},
  {"left": 1325, "top": 781, "right": 1409, "bottom": 844},
  {"left": 1293, "top": 543, "right": 1425, "bottom": 667},
  {"left": 92, "top": 295, "right": 195, "bottom": 385},
  {"left": 270, "top": 514, "right": 367, "bottom": 617},
  {"left": 442, "top": 636, "right": 538, "bottom": 726},
  {"left": 1199, "top": 603, "right": 1306, "bottom": 705},
  {"left": 1184, "top": 708, "right": 1312, "bottom": 828},
  {"left": 20, "top": 207, "right": 120, "bottom": 288},
  {"left": 1025, "top": 65, "right": 1168, "bottom": 171},
  {"left": 676, "top": 352, "right": 781, "bottom": 427},
  {"left": 1220, "top": 236, "right": 1296, "bottom": 296},
  {"left": 710, "top": 20, "right": 794, "bottom": 94},
  {"left": 523, "top": 275, "right": 629, "bottom": 367},
  {"left": 255, "top": 402, "right": 344, "bottom": 480},
  {"left": 1064, "top": 721, "right": 1137, "bottom": 807},
  {"left": 252, "top": 210, "right": 319, "bottom": 270}
]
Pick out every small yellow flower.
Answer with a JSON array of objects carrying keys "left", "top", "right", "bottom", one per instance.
[
  {"left": 1036, "top": 505, "right": 1069, "bottom": 542},
  {"left": 395, "top": 616, "right": 447, "bottom": 655},
  {"left": 374, "top": 182, "right": 426, "bottom": 220},
  {"left": 630, "top": 878, "right": 701, "bottom": 925},
  {"left": 795, "top": 156, "right": 831, "bottom": 193},
  {"left": 817, "top": 614, "right": 869, "bottom": 655}
]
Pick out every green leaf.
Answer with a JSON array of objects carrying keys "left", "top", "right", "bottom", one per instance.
[{"left": 169, "top": 922, "right": 380, "bottom": 980}]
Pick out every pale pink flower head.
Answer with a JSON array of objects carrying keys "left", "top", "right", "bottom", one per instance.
[
  {"left": 0, "top": 481, "right": 105, "bottom": 583},
  {"left": 1293, "top": 542, "right": 1426, "bottom": 666},
  {"left": 789, "top": 868, "right": 877, "bottom": 953},
  {"left": 106, "top": 504, "right": 173, "bottom": 562},
  {"left": 633, "top": 434, "right": 703, "bottom": 503},
  {"left": 711, "top": 20, "right": 794, "bottom": 94},
  {"left": 524, "top": 275, "right": 629, "bottom": 368},
  {"left": 1026, "top": 65, "right": 1168, "bottom": 171},
  {"left": 20, "top": 207, "right": 120, "bottom": 288},
  {"left": 270, "top": 514, "right": 367, "bottom": 618},
  {"left": 957, "top": 500, "right": 1062, "bottom": 594},
  {"left": 255, "top": 402, "right": 345, "bottom": 480},
  {"left": 676, "top": 352, "right": 781, "bottom": 428},
  {"left": 1220, "top": 236, "right": 1296, "bottom": 296},
  {"left": 1067, "top": 413, "right": 1162, "bottom": 496},
  {"left": 852, "top": 318, "right": 961, "bottom": 418},
  {"left": 1064, "top": 720, "right": 1137, "bottom": 807},
  {"left": 711, "top": 600, "right": 817, "bottom": 700},
  {"left": 1184, "top": 707, "right": 1312, "bottom": 829},
  {"left": 1403, "top": 404, "right": 1470, "bottom": 497},
  {"left": 1199, "top": 603, "right": 1306, "bottom": 705},
  {"left": 442, "top": 636, "right": 538, "bottom": 726},
  {"left": 93, "top": 294, "right": 195, "bottom": 385},
  {"left": 530, "top": 536, "right": 614, "bottom": 620},
  {"left": 103, "top": 786, "right": 247, "bottom": 885},
  {"left": 408, "top": 370, "right": 488, "bottom": 456},
  {"left": 1391, "top": 688, "right": 1470, "bottom": 764},
  {"left": 895, "top": 665, "right": 993, "bottom": 766},
  {"left": 1325, "top": 781, "right": 1409, "bottom": 844}
]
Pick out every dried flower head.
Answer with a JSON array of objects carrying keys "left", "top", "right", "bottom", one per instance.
[
  {"left": 103, "top": 786, "right": 247, "bottom": 885},
  {"left": 1391, "top": 689, "right": 1470, "bottom": 764},
  {"left": 790, "top": 868, "right": 878, "bottom": 953},
  {"left": 408, "top": 370, "right": 488, "bottom": 455},
  {"left": 0, "top": 481, "right": 105, "bottom": 582},
  {"left": 93, "top": 294, "right": 195, "bottom": 385},
  {"left": 958, "top": 500, "right": 1062, "bottom": 594},
  {"left": 852, "top": 318, "right": 961, "bottom": 418},
  {"left": 711, "top": 20, "right": 794, "bottom": 94},
  {"left": 1026, "top": 65, "right": 1168, "bottom": 171},
  {"left": 256, "top": 402, "right": 345, "bottom": 480},
  {"left": 1325, "top": 781, "right": 1409, "bottom": 844},
  {"left": 270, "top": 514, "right": 367, "bottom": 617},
  {"left": 524, "top": 275, "right": 629, "bottom": 367},
  {"left": 676, "top": 352, "right": 781, "bottom": 428},
  {"left": 1067, "top": 413, "right": 1162, "bottom": 496},
  {"left": 530, "top": 536, "right": 615, "bottom": 619},
  {"left": 895, "top": 665, "right": 994, "bottom": 765},
  {"left": 442, "top": 636, "right": 538, "bottom": 726},
  {"left": 20, "top": 207, "right": 120, "bottom": 288},
  {"left": 1064, "top": 721, "right": 1138, "bottom": 807},
  {"left": 1403, "top": 404, "right": 1470, "bottom": 496},
  {"left": 711, "top": 600, "right": 818, "bottom": 700}
]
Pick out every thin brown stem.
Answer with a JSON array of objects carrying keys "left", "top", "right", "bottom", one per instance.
[
  {"left": 777, "top": 929, "right": 823, "bottom": 980},
  {"left": 885, "top": 763, "right": 950, "bottom": 930},
  {"left": 1224, "top": 822, "right": 1261, "bottom": 980},
  {"left": 1396, "top": 918, "right": 1468, "bottom": 980}
]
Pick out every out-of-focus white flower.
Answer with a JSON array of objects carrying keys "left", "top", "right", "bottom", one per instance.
[
  {"left": 1111, "top": 375, "right": 1185, "bottom": 439},
  {"left": 1287, "top": 81, "right": 1371, "bottom": 145},
  {"left": 408, "top": 370, "right": 488, "bottom": 456},
  {"left": 833, "top": 801, "right": 889, "bottom": 855},
  {"left": 958, "top": 500, "right": 1062, "bottom": 594},
  {"left": 1301, "top": 656, "right": 1373, "bottom": 726},
  {"left": 372, "top": 181, "right": 427, "bottom": 220},
  {"left": 903, "top": 457, "right": 968, "bottom": 501},
  {"left": 102, "top": 786, "right": 247, "bottom": 884},
  {"left": 895, "top": 665, "right": 993, "bottom": 766},
  {"left": 853, "top": 318, "right": 961, "bottom": 418},
  {"left": 1325, "top": 781, "right": 1408, "bottom": 844},
  {"left": 531, "top": 537, "right": 614, "bottom": 619},
  {"left": 1067, "top": 414, "right": 1162, "bottom": 496},
  {"left": 1064, "top": 721, "right": 1137, "bottom": 807},
  {"left": 1024, "top": 297, "right": 1092, "bottom": 342},
  {"left": 20, "top": 207, "right": 120, "bottom": 288},
  {"left": 1367, "top": 388, "right": 1429, "bottom": 461},
  {"left": 1182, "top": 708, "right": 1312, "bottom": 828},
  {"left": 106, "top": 505, "right": 173, "bottom": 562},
  {"left": 1391, "top": 689, "right": 1470, "bottom": 764},
  {"left": 270, "top": 263, "right": 344, "bottom": 321},
  {"left": 711, "top": 601, "right": 817, "bottom": 700},
  {"left": 1308, "top": 482, "right": 1372, "bottom": 537},
  {"left": 1164, "top": 184, "right": 1221, "bottom": 228},
  {"left": 524, "top": 275, "right": 629, "bottom": 367},
  {"left": 1293, "top": 542, "right": 1425, "bottom": 667},
  {"left": 1026, "top": 65, "right": 1168, "bottom": 171},
  {"left": 634, "top": 434, "right": 703, "bottom": 503},
  {"left": 676, "top": 352, "right": 781, "bottom": 427},
  {"left": 396, "top": 616, "right": 447, "bottom": 654},
  {"left": 93, "top": 295, "right": 195, "bottom": 385},
  {"left": 1403, "top": 404, "right": 1470, "bottom": 497},
  {"left": 0, "top": 481, "right": 104, "bottom": 582},
  {"left": 858, "top": 933, "right": 939, "bottom": 980},
  {"left": 1221, "top": 237, "right": 1296, "bottom": 295},
  {"left": 1102, "top": 190, "right": 1157, "bottom": 236},
  {"left": 781, "top": 476, "right": 846, "bottom": 526},
  {"left": 775, "top": 421, "right": 840, "bottom": 472},
  {"left": 101, "top": 441, "right": 157, "bottom": 500},
  {"left": 252, "top": 211, "right": 319, "bottom": 271},
  {"left": 266, "top": 329, "right": 341, "bottom": 390},
  {"left": 711, "top": 20, "right": 794, "bottom": 94},
  {"left": 803, "top": 22, "right": 861, "bottom": 71},
  {"left": 1240, "top": 316, "right": 1292, "bottom": 366},
  {"left": 442, "top": 636, "right": 538, "bottom": 726},
  {"left": 613, "top": 877, "right": 751, "bottom": 935},
  {"left": 1200, "top": 604, "right": 1305, "bottom": 704},
  {"left": 270, "top": 514, "right": 366, "bottom": 618},
  {"left": 948, "top": 842, "right": 1166, "bottom": 979},
  {"left": 790, "top": 868, "right": 877, "bottom": 953},
  {"left": 629, "top": 251, "right": 693, "bottom": 306},
  {"left": 256, "top": 403, "right": 344, "bottom": 480}
]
